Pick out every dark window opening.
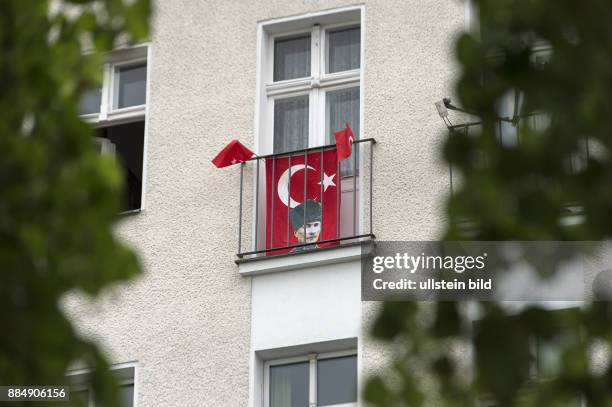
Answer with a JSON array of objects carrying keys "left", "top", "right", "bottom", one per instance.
[{"left": 96, "top": 121, "right": 144, "bottom": 211}]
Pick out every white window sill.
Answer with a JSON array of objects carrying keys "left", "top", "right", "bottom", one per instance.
[
  {"left": 119, "top": 208, "right": 142, "bottom": 216},
  {"left": 81, "top": 105, "right": 146, "bottom": 126},
  {"left": 236, "top": 241, "right": 368, "bottom": 276}
]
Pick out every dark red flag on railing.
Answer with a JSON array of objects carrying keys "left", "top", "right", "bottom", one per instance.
[
  {"left": 211, "top": 140, "right": 254, "bottom": 168},
  {"left": 334, "top": 123, "right": 354, "bottom": 161},
  {"left": 265, "top": 149, "right": 341, "bottom": 254}
]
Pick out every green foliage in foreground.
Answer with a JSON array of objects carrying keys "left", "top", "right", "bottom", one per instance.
[
  {"left": 367, "top": 1, "right": 612, "bottom": 406},
  {"left": 0, "top": 1, "right": 149, "bottom": 406}
]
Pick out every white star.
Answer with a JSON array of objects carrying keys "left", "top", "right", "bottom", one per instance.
[
  {"left": 317, "top": 172, "right": 336, "bottom": 192},
  {"left": 231, "top": 158, "right": 238, "bottom": 164}
]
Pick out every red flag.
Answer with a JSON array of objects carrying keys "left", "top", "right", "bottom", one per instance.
[
  {"left": 212, "top": 140, "right": 254, "bottom": 168},
  {"left": 334, "top": 123, "right": 354, "bottom": 161},
  {"left": 265, "top": 149, "right": 341, "bottom": 254}
]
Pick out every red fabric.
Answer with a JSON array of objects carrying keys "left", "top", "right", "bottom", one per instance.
[
  {"left": 265, "top": 149, "right": 341, "bottom": 254},
  {"left": 211, "top": 139, "right": 254, "bottom": 168},
  {"left": 334, "top": 123, "right": 354, "bottom": 161}
]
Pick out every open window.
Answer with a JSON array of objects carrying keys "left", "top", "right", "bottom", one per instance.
[{"left": 79, "top": 45, "right": 149, "bottom": 212}]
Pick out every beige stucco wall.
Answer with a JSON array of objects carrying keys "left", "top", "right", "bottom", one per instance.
[{"left": 63, "top": 1, "right": 467, "bottom": 406}]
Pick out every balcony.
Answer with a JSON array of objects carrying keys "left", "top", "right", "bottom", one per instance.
[
  {"left": 235, "top": 139, "right": 376, "bottom": 262},
  {"left": 437, "top": 99, "right": 590, "bottom": 231}
]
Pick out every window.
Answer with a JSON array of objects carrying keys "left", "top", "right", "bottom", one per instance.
[
  {"left": 465, "top": 0, "right": 554, "bottom": 148},
  {"left": 260, "top": 10, "right": 362, "bottom": 168},
  {"left": 68, "top": 364, "right": 135, "bottom": 407},
  {"left": 493, "top": 47, "right": 551, "bottom": 147},
  {"left": 473, "top": 307, "right": 584, "bottom": 407},
  {"left": 96, "top": 121, "right": 145, "bottom": 211},
  {"left": 327, "top": 26, "right": 360, "bottom": 73},
  {"left": 479, "top": 334, "right": 583, "bottom": 407},
  {"left": 114, "top": 63, "right": 147, "bottom": 109},
  {"left": 265, "top": 352, "right": 357, "bottom": 407},
  {"left": 239, "top": 8, "right": 372, "bottom": 258},
  {"left": 492, "top": 47, "right": 588, "bottom": 177},
  {"left": 79, "top": 45, "right": 149, "bottom": 212},
  {"left": 274, "top": 35, "right": 311, "bottom": 81},
  {"left": 72, "top": 382, "right": 134, "bottom": 407}
]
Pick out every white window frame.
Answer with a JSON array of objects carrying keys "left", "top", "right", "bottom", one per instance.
[
  {"left": 252, "top": 7, "right": 366, "bottom": 253},
  {"left": 263, "top": 350, "right": 357, "bottom": 407},
  {"left": 80, "top": 43, "right": 152, "bottom": 211},
  {"left": 81, "top": 45, "right": 149, "bottom": 126},
  {"left": 66, "top": 361, "right": 138, "bottom": 407},
  {"left": 109, "top": 59, "right": 148, "bottom": 116},
  {"left": 257, "top": 7, "right": 364, "bottom": 156}
]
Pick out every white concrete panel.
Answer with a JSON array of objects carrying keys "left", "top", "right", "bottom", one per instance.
[{"left": 251, "top": 261, "right": 361, "bottom": 351}]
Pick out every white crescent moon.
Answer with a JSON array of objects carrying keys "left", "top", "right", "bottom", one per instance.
[{"left": 277, "top": 164, "right": 316, "bottom": 208}]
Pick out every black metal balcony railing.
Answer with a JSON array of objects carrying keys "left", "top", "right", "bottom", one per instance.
[{"left": 236, "top": 138, "right": 376, "bottom": 259}]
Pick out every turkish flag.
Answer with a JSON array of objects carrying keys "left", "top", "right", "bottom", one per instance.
[
  {"left": 266, "top": 149, "right": 340, "bottom": 254},
  {"left": 211, "top": 140, "right": 254, "bottom": 168},
  {"left": 334, "top": 123, "right": 354, "bottom": 161}
]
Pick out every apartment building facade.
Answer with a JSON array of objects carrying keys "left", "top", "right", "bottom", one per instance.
[{"left": 63, "top": 1, "right": 467, "bottom": 405}]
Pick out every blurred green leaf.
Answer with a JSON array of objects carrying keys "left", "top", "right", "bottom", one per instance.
[
  {"left": 367, "top": 1, "right": 612, "bottom": 406},
  {"left": 0, "top": 0, "right": 150, "bottom": 406}
]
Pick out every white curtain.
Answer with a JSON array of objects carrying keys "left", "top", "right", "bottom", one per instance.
[
  {"left": 270, "top": 372, "right": 292, "bottom": 407},
  {"left": 327, "top": 87, "right": 360, "bottom": 175},
  {"left": 328, "top": 27, "right": 360, "bottom": 73},
  {"left": 274, "top": 35, "right": 311, "bottom": 81},
  {"left": 269, "top": 363, "right": 309, "bottom": 407},
  {"left": 274, "top": 96, "right": 309, "bottom": 154}
]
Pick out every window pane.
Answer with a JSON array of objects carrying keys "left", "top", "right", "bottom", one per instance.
[
  {"left": 270, "top": 362, "right": 309, "bottom": 407},
  {"left": 495, "top": 91, "right": 521, "bottom": 147},
  {"left": 274, "top": 96, "right": 309, "bottom": 154},
  {"left": 118, "top": 384, "right": 134, "bottom": 407},
  {"left": 116, "top": 63, "right": 147, "bottom": 109},
  {"left": 328, "top": 27, "right": 360, "bottom": 73},
  {"left": 326, "top": 87, "right": 359, "bottom": 175},
  {"left": 317, "top": 355, "right": 357, "bottom": 406},
  {"left": 274, "top": 35, "right": 311, "bottom": 81},
  {"left": 79, "top": 88, "right": 101, "bottom": 115},
  {"left": 326, "top": 87, "right": 360, "bottom": 142}
]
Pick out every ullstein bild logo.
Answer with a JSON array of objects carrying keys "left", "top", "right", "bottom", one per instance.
[{"left": 361, "top": 242, "right": 593, "bottom": 301}]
